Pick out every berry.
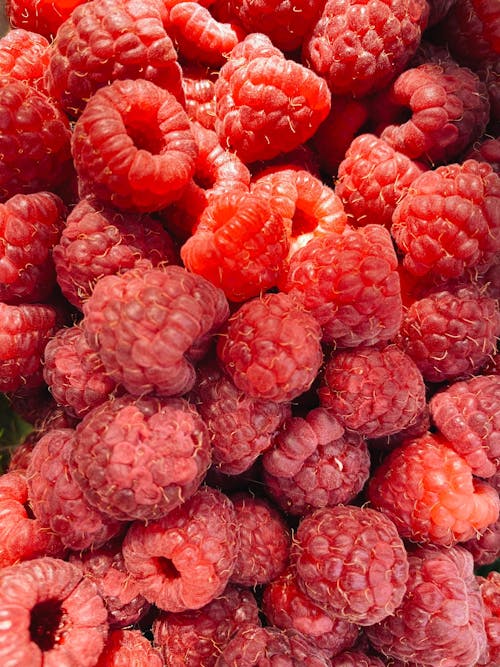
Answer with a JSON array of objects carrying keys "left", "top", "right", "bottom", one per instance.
[
  {"left": 122, "top": 486, "right": 239, "bottom": 612},
  {"left": 464, "top": 137, "right": 500, "bottom": 173},
  {"left": 464, "top": 516, "right": 500, "bottom": 567},
  {"left": 96, "top": 629, "right": 163, "bottom": 667},
  {"left": 82, "top": 263, "right": 229, "bottom": 397},
  {"left": 0, "top": 29, "right": 50, "bottom": 90},
  {"left": 182, "top": 64, "right": 217, "bottom": 130},
  {"left": 477, "top": 571, "right": 500, "bottom": 667},
  {"left": 7, "top": 0, "right": 88, "bottom": 40},
  {"left": 368, "top": 432, "right": 500, "bottom": 545},
  {"left": 217, "top": 291, "right": 323, "bottom": 403},
  {"left": 291, "top": 504, "right": 409, "bottom": 625}
]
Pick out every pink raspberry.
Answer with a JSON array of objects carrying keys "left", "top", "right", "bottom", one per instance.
[
  {"left": 82, "top": 264, "right": 229, "bottom": 397},
  {"left": 217, "top": 291, "right": 323, "bottom": 403},
  {"left": 291, "top": 504, "right": 409, "bottom": 625},
  {"left": 464, "top": 516, "right": 500, "bottom": 567},
  {"left": 122, "top": 487, "right": 239, "bottom": 612},
  {"left": 477, "top": 571, "right": 500, "bottom": 667},
  {"left": 366, "top": 545, "right": 488, "bottom": 666},
  {"left": 0, "top": 29, "right": 50, "bottom": 90},
  {"left": 96, "top": 629, "right": 163, "bottom": 667},
  {"left": 0, "top": 556, "right": 108, "bottom": 666}
]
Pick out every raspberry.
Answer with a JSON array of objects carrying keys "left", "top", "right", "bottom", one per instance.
[
  {"left": 396, "top": 285, "right": 500, "bottom": 382},
  {"left": 429, "top": 374, "right": 500, "bottom": 479},
  {"left": 282, "top": 224, "right": 402, "bottom": 347},
  {"left": 182, "top": 64, "right": 217, "bottom": 129},
  {"left": 303, "top": 0, "right": 429, "bottom": 98},
  {"left": 69, "top": 535, "right": 151, "bottom": 629},
  {"left": 215, "top": 33, "right": 331, "bottom": 163},
  {"left": 27, "top": 428, "right": 122, "bottom": 551},
  {"left": 72, "top": 79, "right": 197, "bottom": 212},
  {"left": 0, "top": 191, "right": 65, "bottom": 305},
  {"left": 365, "top": 545, "right": 487, "bottom": 666},
  {"left": 335, "top": 134, "right": 427, "bottom": 228},
  {"left": 83, "top": 264, "right": 229, "bottom": 397},
  {"left": 53, "top": 197, "right": 178, "bottom": 310},
  {"left": 0, "top": 29, "right": 50, "bottom": 90},
  {"left": 262, "top": 565, "right": 359, "bottom": 657},
  {"left": 291, "top": 504, "right": 409, "bottom": 625},
  {"left": 368, "top": 432, "right": 500, "bottom": 545},
  {"left": 191, "top": 360, "right": 290, "bottom": 475},
  {"left": 0, "top": 471, "right": 65, "bottom": 568},
  {"left": 464, "top": 136, "right": 500, "bottom": 173},
  {"left": 152, "top": 585, "right": 260, "bottom": 666},
  {"left": 477, "top": 571, "right": 500, "bottom": 667},
  {"left": 378, "top": 60, "right": 490, "bottom": 165},
  {"left": 181, "top": 190, "right": 288, "bottom": 302},
  {"left": 122, "top": 486, "right": 239, "bottom": 612},
  {"left": 392, "top": 160, "right": 500, "bottom": 280},
  {"left": 7, "top": 0, "right": 88, "bottom": 40},
  {"left": 330, "top": 652, "right": 385, "bottom": 667},
  {"left": 217, "top": 292, "right": 323, "bottom": 403},
  {"left": 0, "top": 302, "right": 57, "bottom": 394},
  {"left": 96, "top": 629, "right": 163, "bottom": 667},
  {"left": 0, "top": 556, "right": 108, "bottom": 666},
  {"left": 0, "top": 79, "right": 72, "bottom": 202},
  {"left": 45, "top": 0, "right": 184, "bottom": 117},
  {"left": 464, "top": 516, "right": 500, "bottom": 566}
]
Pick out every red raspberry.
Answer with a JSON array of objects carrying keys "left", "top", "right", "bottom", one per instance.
[
  {"left": 69, "top": 535, "right": 151, "bottom": 629},
  {"left": 282, "top": 224, "right": 402, "bottom": 347},
  {"left": 82, "top": 264, "right": 229, "bottom": 397},
  {"left": 217, "top": 292, "right": 323, "bottom": 403},
  {"left": 7, "top": 0, "right": 88, "bottom": 40},
  {"left": 396, "top": 285, "right": 500, "bottom": 382},
  {"left": 96, "top": 629, "right": 163, "bottom": 667},
  {"left": 335, "top": 134, "right": 427, "bottom": 228},
  {"left": 365, "top": 545, "right": 487, "bottom": 666},
  {"left": 215, "top": 33, "right": 331, "bottom": 163},
  {"left": 0, "top": 302, "right": 57, "bottom": 394},
  {"left": 182, "top": 64, "right": 217, "bottom": 130},
  {"left": 392, "top": 160, "right": 500, "bottom": 280},
  {"left": 0, "top": 79, "right": 72, "bottom": 202},
  {"left": 152, "top": 585, "right": 260, "bottom": 666},
  {"left": 262, "top": 565, "right": 359, "bottom": 657},
  {"left": 0, "top": 556, "right": 108, "bottom": 666},
  {"left": 0, "top": 29, "right": 50, "bottom": 90},
  {"left": 45, "top": 0, "right": 183, "bottom": 117},
  {"left": 27, "top": 428, "right": 122, "bottom": 551},
  {"left": 303, "top": 0, "right": 429, "bottom": 98},
  {"left": 477, "top": 571, "right": 500, "bottom": 667},
  {"left": 291, "top": 504, "right": 409, "bottom": 626},
  {"left": 53, "top": 198, "right": 178, "bottom": 310},
  {"left": 181, "top": 190, "right": 288, "bottom": 302},
  {"left": 0, "top": 471, "right": 65, "bottom": 568},
  {"left": 378, "top": 60, "right": 490, "bottom": 165},
  {"left": 464, "top": 136, "right": 500, "bottom": 173},
  {"left": 429, "top": 374, "right": 500, "bottom": 479},
  {"left": 122, "top": 487, "right": 239, "bottom": 612},
  {"left": 72, "top": 79, "right": 197, "bottom": 213},
  {"left": 368, "top": 432, "right": 500, "bottom": 546},
  {"left": 0, "top": 191, "right": 65, "bottom": 304},
  {"left": 464, "top": 516, "right": 500, "bottom": 567}
]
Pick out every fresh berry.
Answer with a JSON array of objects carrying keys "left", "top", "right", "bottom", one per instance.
[
  {"left": 7, "top": 0, "right": 89, "bottom": 40},
  {"left": 217, "top": 291, "right": 323, "bottom": 403},
  {"left": 96, "top": 629, "right": 163, "bottom": 667},
  {"left": 464, "top": 516, "right": 500, "bottom": 567},
  {"left": 0, "top": 29, "right": 50, "bottom": 90},
  {"left": 476, "top": 571, "right": 500, "bottom": 667},
  {"left": 122, "top": 486, "right": 239, "bottom": 612},
  {"left": 368, "top": 432, "right": 500, "bottom": 545},
  {"left": 182, "top": 64, "right": 217, "bottom": 129},
  {"left": 291, "top": 504, "right": 409, "bottom": 625},
  {"left": 82, "top": 263, "right": 229, "bottom": 397},
  {"left": 464, "top": 136, "right": 500, "bottom": 173}
]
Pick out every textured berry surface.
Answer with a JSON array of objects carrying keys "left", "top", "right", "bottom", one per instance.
[
  {"left": 464, "top": 516, "right": 500, "bottom": 567},
  {"left": 182, "top": 65, "right": 217, "bottom": 129},
  {"left": 96, "top": 628, "right": 163, "bottom": 667},
  {"left": 0, "top": 29, "right": 50, "bottom": 89},
  {"left": 464, "top": 137, "right": 500, "bottom": 173},
  {"left": 477, "top": 571, "right": 500, "bottom": 667},
  {"left": 7, "top": 0, "right": 88, "bottom": 40}
]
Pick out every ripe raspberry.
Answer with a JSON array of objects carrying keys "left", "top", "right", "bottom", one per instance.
[
  {"left": 0, "top": 302, "right": 57, "bottom": 394},
  {"left": 335, "top": 134, "right": 427, "bottom": 228},
  {"left": 7, "top": 0, "right": 88, "bottom": 40},
  {"left": 396, "top": 285, "right": 500, "bottom": 382},
  {"left": 464, "top": 516, "right": 500, "bottom": 567},
  {"left": 70, "top": 394, "right": 211, "bottom": 522},
  {"left": 365, "top": 545, "right": 487, "bottom": 666},
  {"left": 45, "top": 0, "right": 184, "bottom": 117},
  {"left": 0, "top": 471, "right": 65, "bottom": 568},
  {"left": 0, "top": 79, "right": 72, "bottom": 202},
  {"left": 53, "top": 198, "right": 178, "bottom": 310},
  {"left": 215, "top": 33, "right": 331, "bottom": 163},
  {"left": 0, "top": 191, "right": 65, "bottom": 305},
  {"left": 152, "top": 585, "right": 260, "bottom": 666},
  {"left": 96, "top": 629, "right": 163, "bottom": 667},
  {"left": 0, "top": 556, "right": 108, "bottom": 666},
  {"left": 217, "top": 292, "right": 323, "bottom": 403},
  {"left": 69, "top": 535, "right": 150, "bottom": 629},
  {"left": 182, "top": 64, "right": 217, "bottom": 129},
  {"left": 303, "top": 0, "right": 429, "bottom": 98},
  {"left": 181, "top": 190, "right": 288, "bottom": 302},
  {"left": 262, "top": 565, "right": 359, "bottom": 657},
  {"left": 369, "top": 432, "right": 500, "bottom": 545},
  {"left": 477, "top": 571, "right": 500, "bottom": 667},
  {"left": 429, "top": 374, "right": 500, "bottom": 479},
  {"left": 0, "top": 29, "right": 50, "bottom": 90},
  {"left": 282, "top": 224, "right": 402, "bottom": 347},
  {"left": 291, "top": 505, "right": 409, "bottom": 625},
  {"left": 83, "top": 264, "right": 229, "bottom": 397},
  {"left": 72, "top": 79, "right": 197, "bottom": 212},
  {"left": 122, "top": 487, "right": 239, "bottom": 612},
  {"left": 27, "top": 428, "right": 122, "bottom": 551}
]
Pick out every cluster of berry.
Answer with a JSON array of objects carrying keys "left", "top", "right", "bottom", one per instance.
[{"left": 0, "top": 0, "right": 499, "bottom": 664}]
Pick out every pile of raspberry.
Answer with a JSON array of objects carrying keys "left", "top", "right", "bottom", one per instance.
[{"left": 1, "top": 0, "right": 499, "bottom": 664}]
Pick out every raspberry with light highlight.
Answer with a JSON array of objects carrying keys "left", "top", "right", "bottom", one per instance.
[
  {"left": 0, "top": 29, "right": 50, "bottom": 90},
  {"left": 7, "top": 0, "right": 88, "bottom": 40}
]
